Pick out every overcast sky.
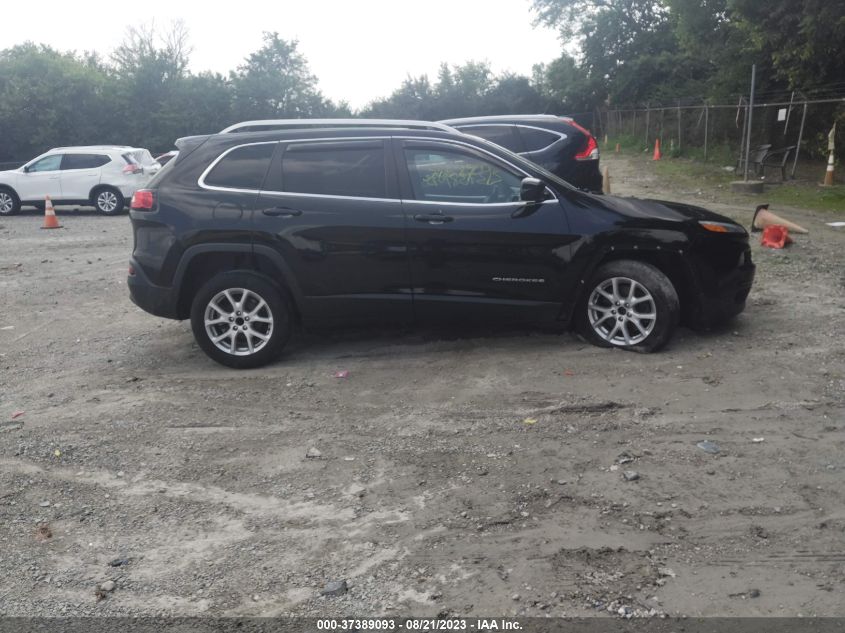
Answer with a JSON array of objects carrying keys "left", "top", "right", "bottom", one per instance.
[{"left": 7, "top": 0, "right": 564, "bottom": 109}]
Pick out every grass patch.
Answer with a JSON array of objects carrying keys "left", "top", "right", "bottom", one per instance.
[
  {"left": 606, "top": 137, "right": 845, "bottom": 214},
  {"left": 765, "top": 183, "right": 845, "bottom": 213}
]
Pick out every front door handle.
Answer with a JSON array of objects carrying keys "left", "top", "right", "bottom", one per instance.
[
  {"left": 262, "top": 207, "right": 302, "bottom": 217},
  {"left": 414, "top": 213, "right": 454, "bottom": 225}
]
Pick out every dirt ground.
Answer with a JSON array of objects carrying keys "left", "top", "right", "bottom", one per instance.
[{"left": 1, "top": 153, "right": 844, "bottom": 619}]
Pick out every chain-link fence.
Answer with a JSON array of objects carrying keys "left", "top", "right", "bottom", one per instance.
[{"left": 591, "top": 95, "right": 843, "bottom": 181}]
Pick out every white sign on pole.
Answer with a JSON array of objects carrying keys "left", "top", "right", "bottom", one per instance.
[{"left": 777, "top": 108, "right": 787, "bottom": 121}]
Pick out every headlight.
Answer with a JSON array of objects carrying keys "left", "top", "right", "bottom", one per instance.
[{"left": 698, "top": 220, "right": 747, "bottom": 234}]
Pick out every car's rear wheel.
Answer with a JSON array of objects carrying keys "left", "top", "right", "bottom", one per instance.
[
  {"left": 0, "top": 188, "right": 20, "bottom": 216},
  {"left": 92, "top": 187, "right": 125, "bottom": 215},
  {"left": 190, "top": 272, "right": 291, "bottom": 368},
  {"left": 576, "top": 260, "right": 679, "bottom": 353}
]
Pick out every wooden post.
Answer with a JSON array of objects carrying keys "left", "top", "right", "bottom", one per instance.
[{"left": 703, "top": 104, "right": 709, "bottom": 162}]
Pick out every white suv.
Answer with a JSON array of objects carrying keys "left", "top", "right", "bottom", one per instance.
[{"left": 0, "top": 146, "right": 160, "bottom": 216}]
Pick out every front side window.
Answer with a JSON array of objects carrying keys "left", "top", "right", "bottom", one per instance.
[
  {"left": 281, "top": 142, "right": 386, "bottom": 198},
  {"left": 404, "top": 147, "right": 522, "bottom": 204},
  {"left": 204, "top": 143, "right": 275, "bottom": 190},
  {"left": 28, "top": 155, "right": 62, "bottom": 172},
  {"left": 62, "top": 154, "right": 110, "bottom": 170},
  {"left": 517, "top": 127, "right": 562, "bottom": 152}
]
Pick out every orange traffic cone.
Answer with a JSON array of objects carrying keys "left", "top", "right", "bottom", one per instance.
[
  {"left": 652, "top": 139, "right": 662, "bottom": 161},
  {"left": 41, "top": 196, "right": 62, "bottom": 229},
  {"left": 751, "top": 204, "right": 808, "bottom": 234}
]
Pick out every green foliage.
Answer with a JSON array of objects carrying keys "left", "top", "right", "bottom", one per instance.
[
  {"left": 363, "top": 61, "right": 550, "bottom": 120},
  {"left": 230, "top": 33, "right": 336, "bottom": 120},
  {"left": 0, "top": 25, "right": 348, "bottom": 161}
]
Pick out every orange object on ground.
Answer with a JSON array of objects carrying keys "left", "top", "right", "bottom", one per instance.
[
  {"left": 652, "top": 139, "right": 661, "bottom": 160},
  {"left": 40, "top": 196, "right": 62, "bottom": 229},
  {"left": 760, "top": 225, "right": 792, "bottom": 249},
  {"left": 615, "top": 143, "right": 620, "bottom": 154}
]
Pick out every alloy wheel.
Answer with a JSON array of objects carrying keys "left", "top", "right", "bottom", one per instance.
[
  {"left": 0, "top": 192, "right": 14, "bottom": 214},
  {"left": 97, "top": 191, "right": 119, "bottom": 213},
  {"left": 587, "top": 276, "right": 657, "bottom": 346},
  {"left": 204, "top": 288, "right": 274, "bottom": 356}
]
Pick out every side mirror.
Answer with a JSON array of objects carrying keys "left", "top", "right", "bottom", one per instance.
[
  {"left": 22, "top": 165, "right": 30, "bottom": 173},
  {"left": 519, "top": 177, "right": 545, "bottom": 203}
]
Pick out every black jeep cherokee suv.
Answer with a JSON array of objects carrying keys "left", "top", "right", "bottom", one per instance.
[{"left": 127, "top": 121, "right": 754, "bottom": 368}]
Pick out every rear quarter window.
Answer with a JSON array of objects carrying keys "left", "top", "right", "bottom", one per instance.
[
  {"left": 516, "top": 127, "right": 562, "bottom": 152},
  {"left": 203, "top": 143, "right": 275, "bottom": 190},
  {"left": 458, "top": 125, "right": 521, "bottom": 153}
]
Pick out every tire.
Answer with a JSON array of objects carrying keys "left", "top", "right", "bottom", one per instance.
[
  {"left": 92, "top": 187, "right": 125, "bottom": 215},
  {"left": 0, "top": 187, "right": 20, "bottom": 216},
  {"left": 575, "top": 260, "right": 679, "bottom": 353},
  {"left": 190, "top": 272, "right": 291, "bottom": 369}
]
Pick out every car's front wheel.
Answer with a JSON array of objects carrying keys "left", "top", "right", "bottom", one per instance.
[
  {"left": 190, "top": 272, "right": 292, "bottom": 368},
  {"left": 92, "top": 187, "right": 125, "bottom": 215},
  {"left": 576, "top": 260, "right": 679, "bottom": 353},
  {"left": 0, "top": 188, "right": 20, "bottom": 216}
]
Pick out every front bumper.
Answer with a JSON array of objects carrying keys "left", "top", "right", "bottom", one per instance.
[
  {"left": 127, "top": 258, "right": 180, "bottom": 319},
  {"left": 687, "top": 247, "right": 755, "bottom": 329}
]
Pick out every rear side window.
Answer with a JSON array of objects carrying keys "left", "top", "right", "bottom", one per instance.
[
  {"left": 204, "top": 143, "right": 275, "bottom": 191},
  {"left": 516, "top": 127, "right": 561, "bottom": 152},
  {"left": 458, "top": 125, "right": 521, "bottom": 152},
  {"left": 281, "top": 142, "right": 386, "bottom": 198},
  {"left": 61, "top": 154, "right": 110, "bottom": 170}
]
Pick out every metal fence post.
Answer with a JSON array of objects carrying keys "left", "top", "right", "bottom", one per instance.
[
  {"left": 792, "top": 100, "right": 808, "bottom": 179},
  {"left": 743, "top": 64, "right": 756, "bottom": 181},
  {"left": 677, "top": 100, "right": 682, "bottom": 153}
]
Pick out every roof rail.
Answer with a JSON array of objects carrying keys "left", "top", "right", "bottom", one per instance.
[{"left": 220, "top": 119, "right": 455, "bottom": 134}]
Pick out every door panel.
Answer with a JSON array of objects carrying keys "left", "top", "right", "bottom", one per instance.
[
  {"left": 60, "top": 154, "right": 107, "bottom": 199},
  {"left": 17, "top": 154, "right": 63, "bottom": 200},
  {"left": 252, "top": 139, "right": 413, "bottom": 327},
  {"left": 396, "top": 139, "right": 575, "bottom": 323}
]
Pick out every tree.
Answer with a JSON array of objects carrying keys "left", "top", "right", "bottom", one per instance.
[
  {"left": 229, "top": 33, "right": 334, "bottom": 120},
  {"left": 728, "top": 0, "right": 845, "bottom": 90},
  {"left": 0, "top": 44, "right": 111, "bottom": 161}
]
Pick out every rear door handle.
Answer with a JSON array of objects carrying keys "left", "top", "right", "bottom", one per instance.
[
  {"left": 262, "top": 207, "right": 302, "bottom": 217},
  {"left": 414, "top": 213, "right": 454, "bottom": 225}
]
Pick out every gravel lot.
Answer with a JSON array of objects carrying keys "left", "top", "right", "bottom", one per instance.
[{"left": 1, "top": 154, "right": 844, "bottom": 619}]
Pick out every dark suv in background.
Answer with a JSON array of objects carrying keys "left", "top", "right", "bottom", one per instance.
[
  {"left": 440, "top": 115, "right": 603, "bottom": 192},
  {"left": 128, "top": 120, "right": 754, "bottom": 368}
]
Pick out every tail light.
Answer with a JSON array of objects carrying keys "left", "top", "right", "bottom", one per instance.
[
  {"left": 567, "top": 119, "right": 600, "bottom": 161},
  {"left": 122, "top": 163, "right": 143, "bottom": 175},
  {"left": 131, "top": 189, "right": 156, "bottom": 211}
]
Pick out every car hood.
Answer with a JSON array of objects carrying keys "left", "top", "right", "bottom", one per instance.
[
  {"left": 0, "top": 169, "right": 19, "bottom": 180},
  {"left": 598, "top": 195, "right": 737, "bottom": 225}
]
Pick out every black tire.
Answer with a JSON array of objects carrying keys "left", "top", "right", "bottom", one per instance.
[
  {"left": 575, "top": 260, "right": 679, "bottom": 353},
  {"left": 92, "top": 187, "right": 125, "bottom": 215},
  {"left": 190, "top": 272, "right": 291, "bottom": 369},
  {"left": 0, "top": 187, "right": 20, "bottom": 216}
]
